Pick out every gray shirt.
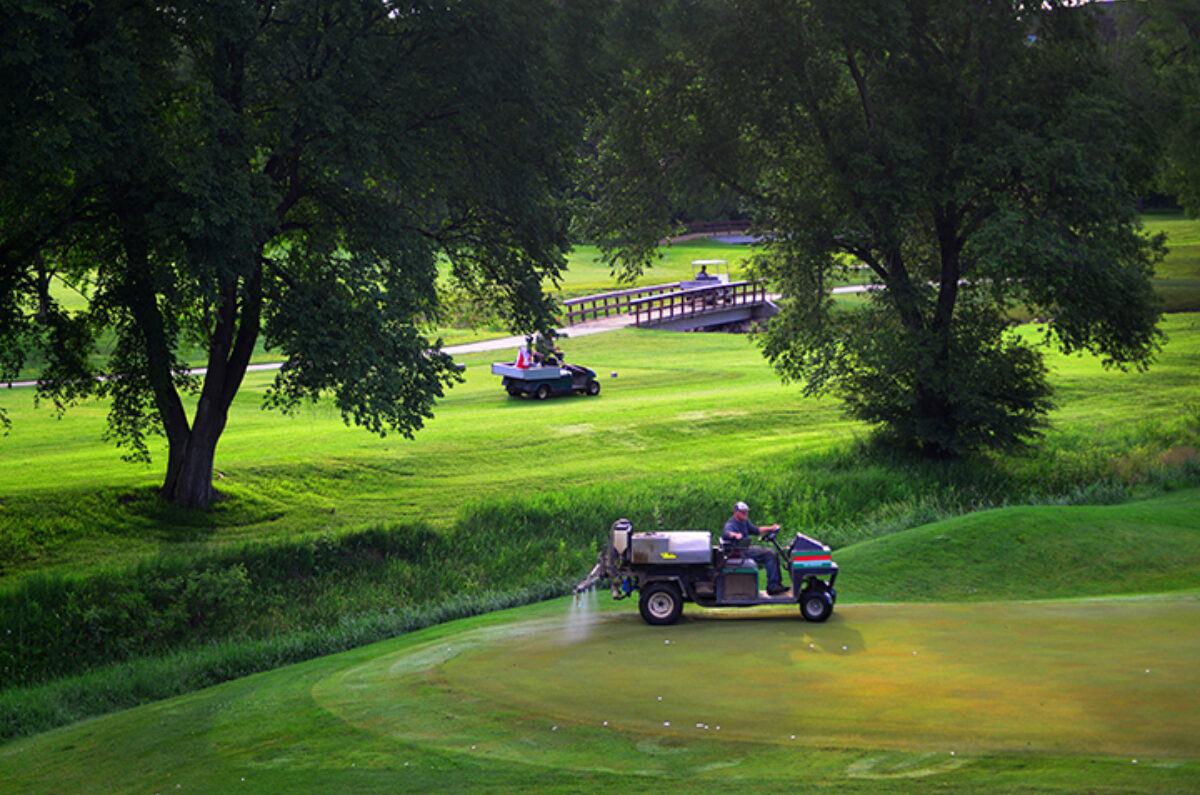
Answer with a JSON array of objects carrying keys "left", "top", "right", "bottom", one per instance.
[{"left": 721, "top": 516, "right": 761, "bottom": 547}]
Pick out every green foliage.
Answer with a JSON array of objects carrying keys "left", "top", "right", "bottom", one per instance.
[
  {"left": 0, "top": 521, "right": 588, "bottom": 690},
  {"left": 1, "top": 561, "right": 252, "bottom": 688},
  {"left": 1135, "top": 0, "right": 1200, "bottom": 215},
  {"left": 799, "top": 292, "right": 1057, "bottom": 457},
  {"left": 0, "top": 0, "right": 600, "bottom": 506},
  {"left": 0, "top": 577, "right": 570, "bottom": 743},
  {"left": 589, "top": 0, "right": 1166, "bottom": 457}
]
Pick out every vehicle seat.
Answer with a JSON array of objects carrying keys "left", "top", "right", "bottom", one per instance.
[{"left": 721, "top": 553, "right": 757, "bottom": 570}]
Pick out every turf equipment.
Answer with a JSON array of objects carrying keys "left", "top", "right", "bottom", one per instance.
[
  {"left": 574, "top": 519, "right": 838, "bottom": 625},
  {"left": 491, "top": 343, "right": 600, "bottom": 399}
]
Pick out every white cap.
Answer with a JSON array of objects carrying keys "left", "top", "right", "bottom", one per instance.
[{"left": 734, "top": 501, "right": 749, "bottom": 513}]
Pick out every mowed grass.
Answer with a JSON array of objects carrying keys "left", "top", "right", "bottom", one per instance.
[
  {"left": 0, "top": 327, "right": 853, "bottom": 572},
  {"left": 2, "top": 488, "right": 1199, "bottom": 793},
  {"left": 1145, "top": 213, "right": 1200, "bottom": 312},
  {"left": 837, "top": 486, "right": 1200, "bottom": 601},
  {"left": 555, "top": 238, "right": 758, "bottom": 294},
  {"left": 3, "top": 312, "right": 1200, "bottom": 575}
]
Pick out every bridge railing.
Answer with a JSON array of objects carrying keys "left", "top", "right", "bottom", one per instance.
[
  {"left": 627, "top": 281, "right": 766, "bottom": 327},
  {"left": 561, "top": 282, "right": 680, "bottom": 325}
]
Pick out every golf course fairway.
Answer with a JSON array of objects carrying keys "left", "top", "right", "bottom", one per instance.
[{"left": 3, "top": 594, "right": 1198, "bottom": 793}]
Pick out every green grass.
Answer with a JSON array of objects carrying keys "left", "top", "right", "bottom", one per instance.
[
  {"left": 13, "top": 213, "right": 1194, "bottom": 378},
  {"left": 4, "top": 313, "right": 1200, "bottom": 576},
  {"left": 556, "top": 239, "right": 759, "bottom": 295},
  {"left": 2, "top": 219, "right": 1200, "bottom": 790},
  {"left": 0, "top": 326, "right": 855, "bottom": 572},
  {"left": 3, "top": 486, "right": 1199, "bottom": 792},
  {"left": 1145, "top": 213, "right": 1200, "bottom": 312},
  {"left": 837, "top": 487, "right": 1200, "bottom": 602}
]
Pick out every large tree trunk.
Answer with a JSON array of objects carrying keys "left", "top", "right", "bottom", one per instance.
[
  {"left": 159, "top": 269, "right": 262, "bottom": 509},
  {"left": 167, "top": 398, "right": 227, "bottom": 509},
  {"left": 120, "top": 231, "right": 197, "bottom": 501}
]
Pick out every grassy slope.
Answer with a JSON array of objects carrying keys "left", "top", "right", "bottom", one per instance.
[
  {"left": 2, "top": 326, "right": 856, "bottom": 572},
  {"left": 1, "top": 488, "right": 1198, "bottom": 794},
  {"left": 1146, "top": 214, "right": 1200, "bottom": 312},
  {"left": 4, "top": 312, "right": 1199, "bottom": 576},
  {"left": 838, "top": 486, "right": 1200, "bottom": 602},
  {"left": 4, "top": 312, "right": 1195, "bottom": 578}
]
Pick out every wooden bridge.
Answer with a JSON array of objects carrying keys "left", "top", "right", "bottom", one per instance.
[{"left": 562, "top": 280, "right": 776, "bottom": 332}]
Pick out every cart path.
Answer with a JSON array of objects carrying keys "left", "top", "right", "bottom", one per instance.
[
  {"left": 0, "top": 313, "right": 638, "bottom": 389},
  {"left": 3, "top": 285, "right": 871, "bottom": 388}
]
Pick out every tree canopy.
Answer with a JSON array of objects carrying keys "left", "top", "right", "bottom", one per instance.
[
  {"left": 1, "top": 0, "right": 599, "bottom": 507},
  {"left": 588, "top": 0, "right": 1165, "bottom": 457},
  {"left": 1142, "top": 0, "right": 1200, "bottom": 215}
]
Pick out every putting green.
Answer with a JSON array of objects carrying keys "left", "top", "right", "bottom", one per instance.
[
  {"left": 312, "top": 596, "right": 1200, "bottom": 776},
  {"left": 3, "top": 595, "right": 1199, "bottom": 793}
]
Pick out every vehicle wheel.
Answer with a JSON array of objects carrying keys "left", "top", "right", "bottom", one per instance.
[
  {"left": 506, "top": 387, "right": 521, "bottom": 397},
  {"left": 586, "top": 380, "right": 600, "bottom": 396},
  {"left": 639, "top": 583, "right": 683, "bottom": 625},
  {"left": 800, "top": 589, "right": 833, "bottom": 623},
  {"left": 535, "top": 384, "right": 551, "bottom": 400}
]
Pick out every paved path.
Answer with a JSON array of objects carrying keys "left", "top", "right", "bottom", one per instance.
[
  {"left": 2, "top": 313, "right": 641, "bottom": 389},
  {"left": 4, "top": 285, "right": 872, "bottom": 388},
  {"left": 440, "top": 312, "right": 636, "bottom": 355}
]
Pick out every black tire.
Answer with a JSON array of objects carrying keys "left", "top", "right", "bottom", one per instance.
[
  {"left": 586, "top": 380, "right": 600, "bottom": 396},
  {"left": 800, "top": 589, "right": 833, "bottom": 622},
  {"left": 639, "top": 583, "right": 683, "bottom": 625},
  {"left": 506, "top": 387, "right": 522, "bottom": 397},
  {"left": 535, "top": 384, "right": 551, "bottom": 400}
]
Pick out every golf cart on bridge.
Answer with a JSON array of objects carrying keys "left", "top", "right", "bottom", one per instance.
[{"left": 679, "top": 259, "right": 730, "bottom": 291}]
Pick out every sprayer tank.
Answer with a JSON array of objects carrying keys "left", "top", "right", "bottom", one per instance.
[{"left": 628, "top": 531, "right": 712, "bottom": 565}]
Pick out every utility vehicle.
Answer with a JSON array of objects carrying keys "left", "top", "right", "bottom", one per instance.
[
  {"left": 491, "top": 349, "right": 600, "bottom": 399},
  {"left": 574, "top": 519, "right": 838, "bottom": 625}
]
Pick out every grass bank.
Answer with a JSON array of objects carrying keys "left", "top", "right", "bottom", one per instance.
[
  {"left": 2, "top": 443, "right": 1199, "bottom": 741},
  {"left": 4, "top": 313, "right": 1200, "bottom": 575},
  {"left": 2, "top": 486, "right": 1199, "bottom": 792}
]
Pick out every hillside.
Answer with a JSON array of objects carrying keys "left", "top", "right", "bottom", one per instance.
[
  {"left": 839, "top": 486, "right": 1200, "bottom": 603},
  {"left": 2, "top": 488, "right": 1198, "bottom": 793}
]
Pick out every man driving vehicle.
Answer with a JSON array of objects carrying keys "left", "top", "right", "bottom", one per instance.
[{"left": 721, "top": 500, "right": 787, "bottom": 595}]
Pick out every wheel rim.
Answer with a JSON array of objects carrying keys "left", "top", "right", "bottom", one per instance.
[
  {"left": 647, "top": 591, "right": 676, "bottom": 619},
  {"left": 803, "top": 595, "right": 825, "bottom": 618}
]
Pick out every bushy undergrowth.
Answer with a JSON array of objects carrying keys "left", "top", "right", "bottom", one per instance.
[
  {"left": 2, "top": 410, "right": 1198, "bottom": 742},
  {"left": 0, "top": 524, "right": 584, "bottom": 691},
  {"left": 456, "top": 411, "right": 1200, "bottom": 554},
  {"left": 0, "top": 577, "right": 570, "bottom": 742}
]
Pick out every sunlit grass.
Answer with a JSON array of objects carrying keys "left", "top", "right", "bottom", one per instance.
[
  {"left": 3, "top": 313, "right": 1199, "bottom": 576},
  {"left": 1145, "top": 213, "right": 1200, "bottom": 312}
]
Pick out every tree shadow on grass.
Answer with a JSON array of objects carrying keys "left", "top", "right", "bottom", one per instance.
[{"left": 108, "top": 486, "right": 285, "bottom": 544}]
